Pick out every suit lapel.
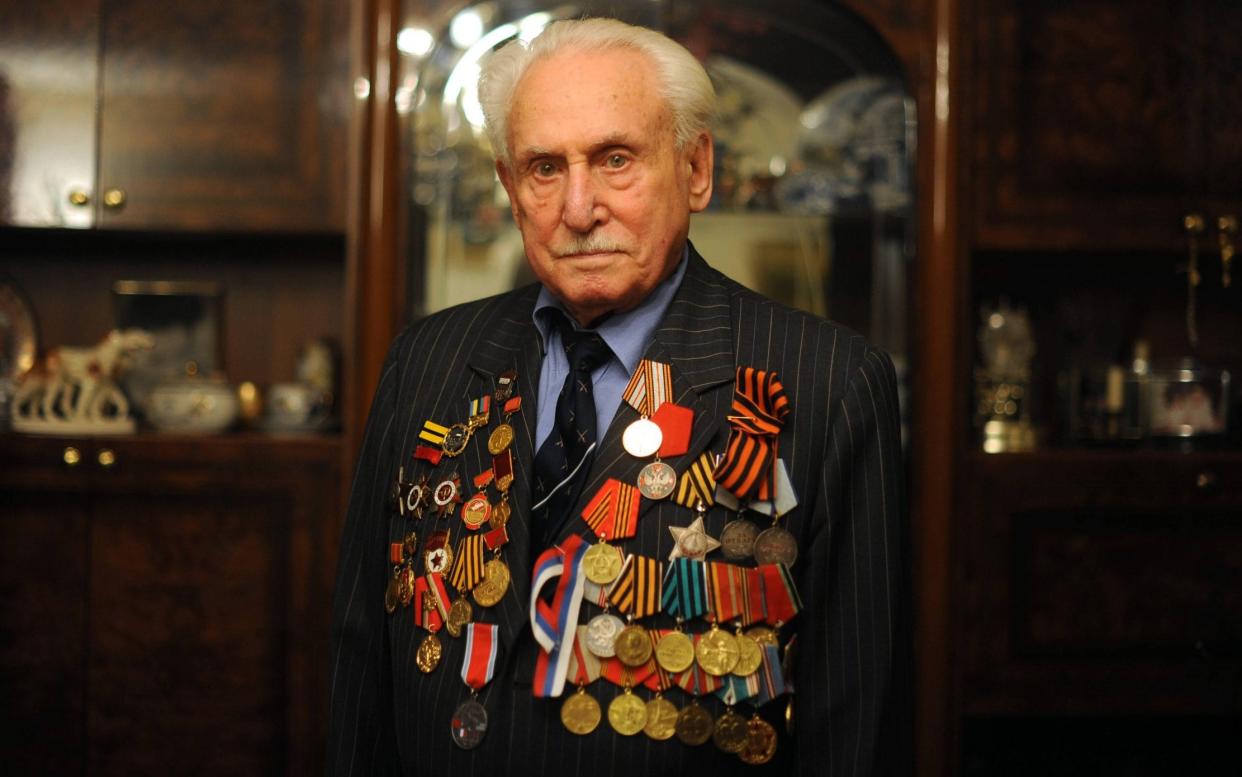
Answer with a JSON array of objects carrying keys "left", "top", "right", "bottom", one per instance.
[{"left": 464, "top": 285, "right": 544, "bottom": 656}]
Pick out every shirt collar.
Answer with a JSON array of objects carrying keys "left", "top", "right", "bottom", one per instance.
[{"left": 533, "top": 245, "right": 689, "bottom": 375}]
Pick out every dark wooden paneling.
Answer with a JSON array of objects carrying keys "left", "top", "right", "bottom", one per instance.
[
  {"left": 963, "top": 451, "right": 1242, "bottom": 715},
  {"left": 95, "top": 0, "right": 348, "bottom": 232},
  {"left": 971, "top": 0, "right": 1242, "bottom": 251},
  {"left": 0, "top": 491, "right": 88, "bottom": 776}
]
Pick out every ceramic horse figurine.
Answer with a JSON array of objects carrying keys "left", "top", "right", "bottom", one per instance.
[{"left": 14, "top": 328, "right": 153, "bottom": 433}]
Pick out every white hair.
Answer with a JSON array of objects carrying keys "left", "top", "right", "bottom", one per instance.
[{"left": 478, "top": 17, "right": 716, "bottom": 167}]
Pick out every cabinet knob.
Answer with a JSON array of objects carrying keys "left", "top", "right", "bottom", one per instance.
[
  {"left": 62, "top": 446, "right": 82, "bottom": 467},
  {"left": 102, "top": 188, "right": 127, "bottom": 209},
  {"left": 97, "top": 448, "right": 117, "bottom": 469},
  {"left": 67, "top": 190, "right": 91, "bottom": 207}
]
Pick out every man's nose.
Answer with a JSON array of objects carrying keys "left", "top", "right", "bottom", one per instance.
[{"left": 562, "top": 164, "right": 603, "bottom": 233}]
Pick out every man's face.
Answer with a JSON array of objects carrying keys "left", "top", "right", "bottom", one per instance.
[{"left": 496, "top": 47, "right": 713, "bottom": 326}]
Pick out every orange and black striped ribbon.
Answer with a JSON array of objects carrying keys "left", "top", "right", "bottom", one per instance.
[
  {"left": 580, "top": 478, "right": 640, "bottom": 541},
  {"left": 607, "top": 553, "right": 663, "bottom": 619},
  {"left": 713, "top": 367, "right": 790, "bottom": 502},
  {"left": 675, "top": 451, "right": 717, "bottom": 509},
  {"left": 449, "top": 534, "right": 485, "bottom": 592},
  {"left": 621, "top": 359, "right": 674, "bottom": 416}
]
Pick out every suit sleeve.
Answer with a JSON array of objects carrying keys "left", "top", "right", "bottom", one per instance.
[
  {"left": 327, "top": 334, "right": 406, "bottom": 776},
  {"left": 797, "top": 345, "right": 912, "bottom": 777}
]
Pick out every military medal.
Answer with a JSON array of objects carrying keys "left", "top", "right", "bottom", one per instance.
[
  {"left": 675, "top": 701, "right": 714, "bottom": 746},
  {"left": 423, "top": 530, "right": 453, "bottom": 575},
  {"left": 614, "top": 624, "right": 653, "bottom": 667},
  {"left": 584, "top": 612, "right": 625, "bottom": 658},
  {"left": 396, "top": 566, "right": 415, "bottom": 607},
  {"left": 759, "top": 563, "right": 803, "bottom": 627},
  {"left": 417, "top": 631, "right": 442, "bottom": 674},
  {"left": 582, "top": 541, "right": 623, "bottom": 585},
  {"left": 696, "top": 623, "right": 740, "bottom": 676},
  {"left": 753, "top": 525, "right": 798, "bottom": 567},
  {"left": 667, "top": 514, "right": 721, "bottom": 562},
  {"left": 732, "top": 631, "right": 764, "bottom": 677},
  {"left": 490, "top": 447, "right": 515, "bottom": 529},
  {"left": 431, "top": 472, "right": 463, "bottom": 519},
  {"left": 384, "top": 569, "right": 400, "bottom": 614},
  {"left": 643, "top": 694, "right": 679, "bottom": 741},
  {"left": 622, "top": 417, "right": 663, "bottom": 458},
  {"left": 462, "top": 468, "right": 493, "bottom": 530},
  {"left": 471, "top": 557, "right": 510, "bottom": 608},
  {"left": 446, "top": 597, "right": 473, "bottom": 638},
  {"left": 451, "top": 622, "right": 499, "bottom": 750},
  {"left": 415, "top": 581, "right": 444, "bottom": 674},
  {"left": 493, "top": 369, "right": 517, "bottom": 403},
  {"left": 746, "top": 626, "right": 779, "bottom": 647},
  {"left": 561, "top": 627, "right": 603, "bottom": 735},
  {"left": 561, "top": 686, "right": 602, "bottom": 735},
  {"left": 715, "top": 367, "right": 790, "bottom": 505},
  {"left": 487, "top": 395, "right": 521, "bottom": 455},
  {"left": 675, "top": 452, "right": 718, "bottom": 510},
  {"left": 654, "top": 629, "right": 695, "bottom": 674},
  {"left": 662, "top": 557, "right": 709, "bottom": 622},
  {"left": 637, "top": 460, "right": 677, "bottom": 500},
  {"left": 720, "top": 517, "right": 759, "bottom": 560},
  {"left": 713, "top": 708, "right": 749, "bottom": 753},
  {"left": 607, "top": 685, "right": 648, "bottom": 736},
  {"left": 449, "top": 534, "right": 486, "bottom": 593},
  {"left": 738, "top": 715, "right": 779, "bottom": 765}
]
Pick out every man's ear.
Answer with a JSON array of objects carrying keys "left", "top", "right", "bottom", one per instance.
[
  {"left": 496, "top": 159, "right": 520, "bottom": 221},
  {"left": 686, "top": 131, "right": 714, "bottom": 213}
]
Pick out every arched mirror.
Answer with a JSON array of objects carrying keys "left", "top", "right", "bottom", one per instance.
[{"left": 395, "top": 0, "right": 914, "bottom": 436}]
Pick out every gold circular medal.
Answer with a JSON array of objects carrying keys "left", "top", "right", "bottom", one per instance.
[
  {"left": 621, "top": 417, "right": 663, "bottom": 458},
  {"left": 746, "top": 625, "right": 779, "bottom": 647},
  {"left": 675, "top": 702, "right": 714, "bottom": 746},
  {"left": 695, "top": 625, "right": 740, "bottom": 676},
  {"left": 446, "top": 597, "right": 473, "bottom": 637},
  {"left": 487, "top": 423, "right": 514, "bottom": 455},
  {"left": 416, "top": 633, "right": 442, "bottom": 673},
  {"left": 643, "top": 695, "right": 679, "bottom": 741},
  {"left": 461, "top": 493, "right": 491, "bottom": 529},
  {"left": 607, "top": 690, "right": 648, "bottom": 736},
  {"left": 738, "top": 717, "right": 778, "bottom": 765},
  {"left": 614, "top": 624, "right": 653, "bottom": 667},
  {"left": 636, "top": 461, "right": 677, "bottom": 500},
  {"left": 471, "top": 558, "right": 510, "bottom": 608},
  {"left": 489, "top": 499, "right": 511, "bottom": 529},
  {"left": 712, "top": 709, "right": 749, "bottom": 753},
  {"left": 732, "top": 633, "right": 764, "bottom": 676},
  {"left": 582, "top": 542, "right": 622, "bottom": 585},
  {"left": 654, "top": 630, "right": 695, "bottom": 673},
  {"left": 384, "top": 575, "right": 399, "bottom": 614},
  {"left": 397, "top": 568, "right": 415, "bottom": 607},
  {"left": 560, "top": 688, "right": 602, "bottom": 735}
]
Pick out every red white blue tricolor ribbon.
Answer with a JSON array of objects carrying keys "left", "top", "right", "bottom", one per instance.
[{"left": 529, "top": 533, "right": 589, "bottom": 698}]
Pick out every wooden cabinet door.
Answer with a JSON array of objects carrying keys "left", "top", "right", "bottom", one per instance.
[
  {"left": 971, "top": 0, "right": 1242, "bottom": 251},
  {"left": 96, "top": 0, "right": 348, "bottom": 232},
  {"left": 0, "top": 0, "right": 100, "bottom": 228}
]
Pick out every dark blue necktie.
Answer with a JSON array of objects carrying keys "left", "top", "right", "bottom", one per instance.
[{"left": 532, "top": 317, "right": 612, "bottom": 547}]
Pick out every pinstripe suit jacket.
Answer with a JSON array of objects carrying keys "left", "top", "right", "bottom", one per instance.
[{"left": 328, "top": 247, "right": 910, "bottom": 776}]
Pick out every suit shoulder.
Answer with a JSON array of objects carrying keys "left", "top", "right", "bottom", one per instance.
[{"left": 388, "top": 283, "right": 540, "bottom": 358}]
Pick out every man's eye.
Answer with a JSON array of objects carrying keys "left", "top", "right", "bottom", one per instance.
[
  {"left": 534, "top": 162, "right": 557, "bottom": 177},
  {"left": 606, "top": 154, "right": 627, "bottom": 169}
]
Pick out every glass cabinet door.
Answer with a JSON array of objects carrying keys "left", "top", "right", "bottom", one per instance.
[{"left": 395, "top": 0, "right": 914, "bottom": 430}]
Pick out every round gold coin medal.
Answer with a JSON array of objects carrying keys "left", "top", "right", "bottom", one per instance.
[
  {"left": 614, "top": 624, "right": 653, "bottom": 667},
  {"left": 738, "top": 717, "right": 779, "bottom": 765},
  {"left": 561, "top": 687, "right": 602, "bottom": 735},
  {"left": 416, "top": 633, "right": 442, "bottom": 673},
  {"left": 582, "top": 542, "right": 623, "bottom": 585},
  {"left": 712, "top": 709, "right": 749, "bottom": 753},
  {"left": 675, "top": 702, "right": 714, "bottom": 746},
  {"left": 471, "top": 558, "right": 510, "bottom": 608},
  {"left": 487, "top": 423, "right": 514, "bottom": 455},
  {"left": 607, "top": 689, "right": 648, "bottom": 736},
  {"left": 654, "top": 630, "right": 695, "bottom": 674},
  {"left": 732, "top": 632, "right": 764, "bottom": 677},
  {"left": 445, "top": 597, "right": 473, "bottom": 638},
  {"left": 695, "top": 624, "right": 740, "bottom": 676},
  {"left": 643, "top": 695, "right": 679, "bottom": 741}
]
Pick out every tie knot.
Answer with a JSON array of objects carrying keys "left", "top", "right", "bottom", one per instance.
[{"left": 561, "top": 325, "right": 611, "bottom": 373}]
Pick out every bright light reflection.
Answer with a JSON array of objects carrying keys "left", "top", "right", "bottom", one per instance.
[
  {"left": 441, "top": 11, "right": 553, "bottom": 133},
  {"left": 397, "top": 26, "right": 435, "bottom": 57},
  {"left": 450, "top": 10, "right": 485, "bottom": 48},
  {"left": 518, "top": 13, "right": 552, "bottom": 42}
]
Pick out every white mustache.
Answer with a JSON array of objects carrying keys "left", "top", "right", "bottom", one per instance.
[{"left": 553, "top": 236, "right": 628, "bottom": 257}]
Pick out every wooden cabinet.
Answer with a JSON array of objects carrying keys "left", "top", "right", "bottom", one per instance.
[
  {"left": 970, "top": 0, "right": 1242, "bottom": 251},
  {"left": 0, "top": 0, "right": 348, "bottom": 232},
  {"left": 0, "top": 433, "right": 341, "bottom": 776}
]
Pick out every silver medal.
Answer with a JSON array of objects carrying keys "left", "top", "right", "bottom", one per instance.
[
  {"left": 584, "top": 612, "right": 625, "bottom": 658},
  {"left": 720, "top": 519, "right": 760, "bottom": 560},
  {"left": 622, "top": 417, "right": 663, "bottom": 458},
  {"left": 450, "top": 698, "right": 488, "bottom": 749},
  {"left": 637, "top": 461, "right": 677, "bottom": 500},
  {"left": 752, "top": 525, "right": 798, "bottom": 567}
]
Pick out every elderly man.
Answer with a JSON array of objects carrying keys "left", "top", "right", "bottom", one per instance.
[{"left": 329, "top": 17, "right": 909, "bottom": 776}]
